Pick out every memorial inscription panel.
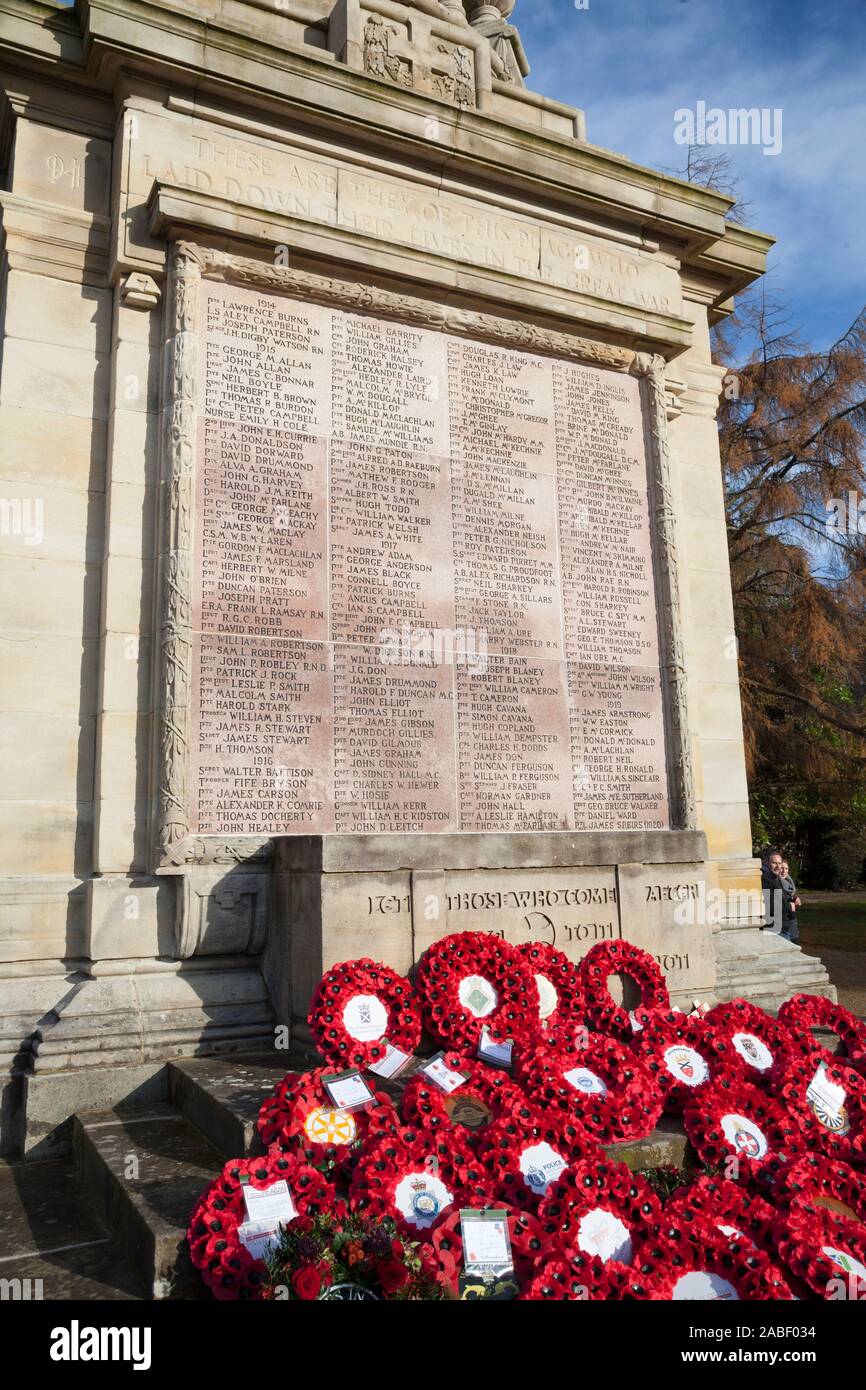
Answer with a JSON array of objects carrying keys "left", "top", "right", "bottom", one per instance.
[{"left": 189, "top": 279, "right": 669, "bottom": 836}]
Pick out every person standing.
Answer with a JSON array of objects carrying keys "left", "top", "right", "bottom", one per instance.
[
  {"left": 761, "top": 849, "right": 784, "bottom": 933},
  {"left": 780, "top": 859, "right": 801, "bottom": 943}
]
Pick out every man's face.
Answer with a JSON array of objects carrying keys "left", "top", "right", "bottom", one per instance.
[{"left": 769, "top": 855, "right": 783, "bottom": 875}]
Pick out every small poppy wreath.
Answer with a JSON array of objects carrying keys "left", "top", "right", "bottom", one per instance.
[
  {"left": 308, "top": 958, "right": 421, "bottom": 1068},
  {"left": 778, "top": 993, "right": 866, "bottom": 1075},
  {"left": 636, "top": 1222, "right": 795, "bottom": 1300},
  {"left": 516, "top": 942, "right": 587, "bottom": 1046},
  {"left": 578, "top": 940, "right": 669, "bottom": 1040},
  {"left": 476, "top": 1102, "right": 602, "bottom": 1211},
  {"left": 632, "top": 1011, "right": 723, "bottom": 1114},
  {"left": 414, "top": 931, "right": 539, "bottom": 1050},
  {"left": 774, "top": 1217, "right": 866, "bottom": 1300},
  {"left": 348, "top": 1130, "right": 461, "bottom": 1241},
  {"left": 774, "top": 1154, "right": 866, "bottom": 1244},
  {"left": 432, "top": 1204, "right": 550, "bottom": 1295},
  {"left": 537, "top": 1158, "right": 662, "bottom": 1267},
  {"left": 400, "top": 1051, "right": 525, "bottom": 1145},
  {"left": 261, "top": 1066, "right": 398, "bottom": 1174},
  {"left": 664, "top": 1174, "right": 778, "bottom": 1254},
  {"left": 703, "top": 997, "right": 797, "bottom": 1092},
  {"left": 520, "top": 1250, "right": 630, "bottom": 1301},
  {"left": 515, "top": 1035, "right": 663, "bottom": 1143},
  {"left": 780, "top": 1051, "right": 866, "bottom": 1164},
  {"left": 187, "top": 1152, "right": 344, "bottom": 1301},
  {"left": 683, "top": 1078, "right": 806, "bottom": 1189}
]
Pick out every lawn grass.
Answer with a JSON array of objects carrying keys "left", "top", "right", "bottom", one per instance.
[{"left": 798, "top": 898, "right": 866, "bottom": 952}]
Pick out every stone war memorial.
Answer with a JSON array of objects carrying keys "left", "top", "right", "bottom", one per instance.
[{"left": 0, "top": 0, "right": 851, "bottom": 1309}]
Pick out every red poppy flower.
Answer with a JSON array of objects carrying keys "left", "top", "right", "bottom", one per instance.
[
  {"left": 682, "top": 1078, "right": 806, "bottom": 1189},
  {"left": 577, "top": 940, "right": 670, "bottom": 1041},
  {"left": 516, "top": 941, "right": 588, "bottom": 1048},
  {"left": 414, "top": 931, "right": 539, "bottom": 1050},
  {"left": 308, "top": 958, "right": 421, "bottom": 1069},
  {"left": 520, "top": 1250, "right": 629, "bottom": 1300}
]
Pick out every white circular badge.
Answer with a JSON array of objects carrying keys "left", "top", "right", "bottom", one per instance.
[
  {"left": 721, "top": 1113, "right": 768, "bottom": 1161},
  {"left": 394, "top": 1172, "right": 453, "bottom": 1229},
  {"left": 564, "top": 1066, "right": 609, "bottom": 1097},
  {"left": 663, "top": 1045, "right": 709, "bottom": 1087},
  {"left": 822, "top": 1247, "right": 866, "bottom": 1281},
  {"left": 303, "top": 1106, "right": 357, "bottom": 1146},
  {"left": 732, "top": 1032, "right": 774, "bottom": 1072},
  {"left": 576, "top": 1208, "right": 632, "bottom": 1264},
  {"left": 672, "top": 1271, "right": 739, "bottom": 1301},
  {"left": 535, "top": 973, "right": 558, "bottom": 1021},
  {"left": 519, "top": 1141, "right": 568, "bottom": 1195},
  {"left": 342, "top": 993, "right": 388, "bottom": 1042},
  {"left": 458, "top": 974, "right": 498, "bottom": 1018}
]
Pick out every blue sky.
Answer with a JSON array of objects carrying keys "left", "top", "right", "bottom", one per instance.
[{"left": 519, "top": 0, "right": 866, "bottom": 351}]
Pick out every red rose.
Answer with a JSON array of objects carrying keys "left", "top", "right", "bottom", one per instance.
[
  {"left": 292, "top": 1266, "right": 322, "bottom": 1301},
  {"left": 378, "top": 1259, "right": 410, "bottom": 1294},
  {"left": 391, "top": 1239, "right": 405, "bottom": 1260},
  {"left": 316, "top": 1259, "right": 333, "bottom": 1289}
]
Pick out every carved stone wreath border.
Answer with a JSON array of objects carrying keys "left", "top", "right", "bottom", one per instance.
[{"left": 150, "top": 240, "right": 695, "bottom": 872}]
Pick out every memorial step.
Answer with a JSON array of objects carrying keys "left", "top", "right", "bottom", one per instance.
[
  {"left": 603, "top": 1117, "right": 694, "bottom": 1173},
  {"left": 0, "top": 1155, "right": 145, "bottom": 1300},
  {"left": 73, "top": 1103, "right": 223, "bottom": 1299},
  {"left": 168, "top": 1052, "right": 301, "bottom": 1158}
]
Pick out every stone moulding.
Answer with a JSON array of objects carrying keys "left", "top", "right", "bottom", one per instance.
[{"left": 151, "top": 240, "right": 696, "bottom": 871}]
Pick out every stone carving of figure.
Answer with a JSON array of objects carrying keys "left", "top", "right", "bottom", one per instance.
[
  {"left": 463, "top": 0, "right": 528, "bottom": 85},
  {"left": 363, "top": 14, "right": 412, "bottom": 86}
]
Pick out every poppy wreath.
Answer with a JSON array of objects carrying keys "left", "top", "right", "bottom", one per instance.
[
  {"left": 682, "top": 1078, "right": 807, "bottom": 1189},
  {"left": 703, "top": 997, "right": 797, "bottom": 1093},
  {"left": 632, "top": 1011, "right": 724, "bottom": 1115},
  {"left": 432, "top": 1204, "right": 550, "bottom": 1295},
  {"left": 516, "top": 941, "right": 587, "bottom": 1047},
  {"left": 780, "top": 1051, "right": 866, "bottom": 1164},
  {"left": 262, "top": 1067, "right": 398, "bottom": 1175},
  {"left": 413, "top": 931, "right": 539, "bottom": 1050},
  {"left": 187, "top": 1152, "right": 344, "bottom": 1301},
  {"left": 778, "top": 993, "right": 866, "bottom": 1075},
  {"left": 537, "top": 1158, "right": 662, "bottom": 1268},
  {"left": 577, "top": 940, "right": 670, "bottom": 1040},
  {"left": 635, "top": 1222, "right": 795, "bottom": 1300},
  {"left": 774, "top": 1154, "right": 866, "bottom": 1245},
  {"left": 400, "top": 1051, "right": 526, "bottom": 1146},
  {"left": 475, "top": 1101, "right": 602, "bottom": 1212},
  {"left": 308, "top": 958, "right": 421, "bottom": 1069},
  {"left": 515, "top": 1035, "right": 663, "bottom": 1143},
  {"left": 774, "top": 1215, "right": 866, "bottom": 1300},
  {"left": 664, "top": 1174, "right": 778, "bottom": 1254},
  {"left": 348, "top": 1129, "right": 465, "bottom": 1240},
  {"left": 520, "top": 1250, "right": 631, "bottom": 1301}
]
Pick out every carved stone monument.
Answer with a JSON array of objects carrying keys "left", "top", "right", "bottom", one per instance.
[{"left": 0, "top": 0, "right": 832, "bottom": 1155}]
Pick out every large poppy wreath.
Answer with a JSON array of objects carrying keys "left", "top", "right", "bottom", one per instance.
[
  {"left": 349, "top": 1131, "right": 462, "bottom": 1240},
  {"left": 780, "top": 1052, "right": 866, "bottom": 1164},
  {"left": 308, "top": 958, "right": 422, "bottom": 1069},
  {"left": 261, "top": 1066, "right": 398, "bottom": 1175},
  {"left": 400, "top": 1051, "right": 526, "bottom": 1145},
  {"left": 775, "top": 1216, "right": 866, "bottom": 1300},
  {"left": 476, "top": 1102, "right": 602, "bottom": 1211},
  {"left": 432, "top": 1204, "right": 551, "bottom": 1295},
  {"left": 636, "top": 1223, "right": 795, "bottom": 1301},
  {"left": 683, "top": 1078, "right": 806, "bottom": 1188},
  {"left": 515, "top": 1035, "right": 663, "bottom": 1143},
  {"left": 703, "top": 997, "right": 797, "bottom": 1092},
  {"left": 516, "top": 941, "right": 587, "bottom": 1048},
  {"left": 632, "top": 1011, "right": 722, "bottom": 1114},
  {"left": 187, "top": 1152, "right": 344, "bottom": 1301},
  {"left": 664, "top": 1174, "right": 778, "bottom": 1255},
  {"left": 414, "top": 931, "right": 539, "bottom": 1050},
  {"left": 537, "top": 1159, "right": 662, "bottom": 1268},
  {"left": 578, "top": 940, "right": 670, "bottom": 1040},
  {"left": 774, "top": 1153, "right": 866, "bottom": 1245},
  {"left": 778, "top": 993, "right": 866, "bottom": 1076},
  {"left": 520, "top": 1250, "right": 632, "bottom": 1301}
]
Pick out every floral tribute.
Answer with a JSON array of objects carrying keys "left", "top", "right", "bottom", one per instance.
[
  {"left": 308, "top": 958, "right": 421, "bottom": 1069},
  {"left": 414, "top": 931, "right": 539, "bottom": 1049},
  {"left": 261, "top": 1211, "right": 443, "bottom": 1301},
  {"left": 184, "top": 955, "right": 866, "bottom": 1302},
  {"left": 778, "top": 993, "right": 866, "bottom": 1075},
  {"left": 578, "top": 941, "right": 670, "bottom": 1040},
  {"left": 515, "top": 1035, "right": 663, "bottom": 1143}
]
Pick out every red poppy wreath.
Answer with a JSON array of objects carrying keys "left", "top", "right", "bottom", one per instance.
[
  {"left": 632, "top": 1011, "right": 723, "bottom": 1114},
  {"left": 578, "top": 940, "right": 670, "bottom": 1040},
  {"left": 432, "top": 1204, "right": 550, "bottom": 1295},
  {"left": 515, "top": 1034, "right": 663, "bottom": 1143},
  {"left": 703, "top": 997, "right": 796, "bottom": 1092},
  {"left": 261, "top": 1066, "right": 398, "bottom": 1174},
  {"left": 683, "top": 1078, "right": 806, "bottom": 1189},
  {"left": 187, "top": 1152, "right": 344, "bottom": 1301},
  {"left": 308, "top": 958, "right": 421, "bottom": 1069},
  {"left": 774, "top": 1153, "right": 866, "bottom": 1243},
  {"left": 636, "top": 1223, "right": 794, "bottom": 1301},
  {"left": 664, "top": 1174, "right": 778, "bottom": 1254},
  {"left": 520, "top": 1250, "right": 631, "bottom": 1301},
  {"left": 476, "top": 1101, "right": 602, "bottom": 1212},
  {"left": 537, "top": 1158, "right": 662, "bottom": 1268},
  {"left": 775, "top": 1218, "right": 866, "bottom": 1300},
  {"left": 400, "top": 1051, "right": 525, "bottom": 1145},
  {"left": 516, "top": 941, "right": 587, "bottom": 1047},
  {"left": 414, "top": 931, "right": 539, "bottom": 1050},
  {"left": 778, "top": 993, "right": 866, "bottom": 1076},
  {"left": 349, "top": 1131, "right": 462, "bottom": 1240},
  {"left": 780, "top": 1051, "right": 866, "bottom": 1164}
]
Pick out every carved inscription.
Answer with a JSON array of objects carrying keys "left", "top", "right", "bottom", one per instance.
[{"left": 190, "top": 281, "right": 670, "bottom": 835}]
